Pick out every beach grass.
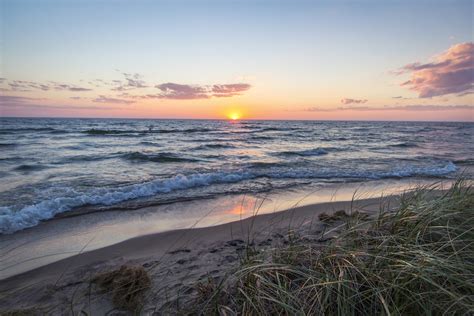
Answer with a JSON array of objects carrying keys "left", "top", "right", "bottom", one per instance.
[
  {"left": 92, "top": 265, "right": 151, "bottom": 312},
  {"left": 186, "top": 180, "right": 474, "bottom": 315},
  {"left": 1, "top": 180, "right": 472, "bottom": 315}
]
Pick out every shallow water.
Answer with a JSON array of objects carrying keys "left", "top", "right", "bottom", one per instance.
[
  {"left": 0, "top": 118, "right": 472, "bottom": 234},
  {"left": 0, "top": 178, "right": 449, "bottom": 279}
]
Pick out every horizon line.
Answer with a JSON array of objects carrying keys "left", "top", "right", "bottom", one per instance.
[{"left": 1, "top": 115, "right": 473, "bottom": 123}]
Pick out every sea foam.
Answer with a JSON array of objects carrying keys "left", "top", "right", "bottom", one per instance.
[{"left": 0, "top": 161, "right": 458, "bottom": 234}]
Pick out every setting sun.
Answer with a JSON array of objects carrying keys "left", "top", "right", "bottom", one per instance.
[{"left": 227, "top": 112, "right": 241, "bottom": 120}]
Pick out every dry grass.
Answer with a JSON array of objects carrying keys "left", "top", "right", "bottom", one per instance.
[
  {"left": 92, "top": 265, "right": 151, "bottom": 312},
  {"left": 186, "top": 180, "right": 474, "bottom": 315},
  {"left": 318, "top": 209, "right": 368, "bottom": 223}
]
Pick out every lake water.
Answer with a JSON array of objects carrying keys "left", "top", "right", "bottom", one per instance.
[{"left": 0, "top": 118, "right": 472, "bottom": 234}]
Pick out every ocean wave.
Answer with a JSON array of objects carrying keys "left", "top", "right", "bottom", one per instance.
[
  {"left": 321, "top": 137, "right": 348, "bottom": 141},
  {"left": 379, "top": 161, "right": 457, "bottom": 178},
  {"left": 194, "top": 143, "right": 236, "bottom": 150},
  {"left": 275, "top": 148, "right": 329, "bottom": 157},
  {"left": 82, "top": 129, "right": 138, "bottom": 136},
  {"left": 60, "top": 154, "right": 117, "bottom": 163},
  {"left": 248, "top": 161, "right": 282, "bottom": 168},
  {"left": 0, "top": 161, "right": 457, "bottom": 234},
  {"left": 139, "top": 141, "right": 162, "bottom": 147},
  {"left": 0, "top": 157, "right": 22, "bottom": 162},
  {"left": 258, "top": 127, "right": 302, "bottom": 132},
  {"left": 250, "top": 135, "right": 274, "bottom": 141},
  {"left": 13, "top": 164, "right": 48, "bottom": 172},
  {"left": 158, "top": 128, "right": 213, "bottom": 134},
  {"left": 0, "top": 127, "right": 57, "bottom": 134},
  {"left": 122, "top": 151, "right": 200, "bottom": 163},
  {"left": 258, "top": 127, "right": 283, "bottom": 132},
  {"left": 453, "top": 158, "right": 474, "bottom": 165},
  {"left": 0, "top": 143, "right": 17, "bottom": 148},
  {"left": 389, "top": 142, "right": 419, "bottom": 148},
  {"left": 82, "top": 128, "right": 213, "bottom": 136},
  {"left": 0, "top": 172, "right": 253, "bottom": 234}
]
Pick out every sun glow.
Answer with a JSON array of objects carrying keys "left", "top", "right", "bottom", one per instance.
[{"left": 227, "top": 112, "right": 241, "bottom": 120}]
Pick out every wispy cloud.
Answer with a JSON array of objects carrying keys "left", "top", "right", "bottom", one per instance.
[
  {"left": 111, "top": 73, "right": 148, "bottom": 91},
  {"left": 0, "top": 103, "right": 122, "bottom": 111},
  {"left": 211, "top": 83, "right": 252, "bottom": 97},
  {"left": 1, "top": 75, "right": 252, "bottom": 101},
  {"left": 8, "top": 81, "right": 43, "bottom": 92},
  {"left": 304, "top": 104, "right": 473, "bottom": 112},
  {"left": 341, "top": 98, "right": 368, "bottom": 104},
  {"left": 0, "top": 95, "right": 122, "bottom": 110},
  {"left": 154, "top": 83, "right": 209, "bottom": 99},
  {"left": 5, "top": 80, "right": 92, "bottom": 92},
  {"left": 0, "top": 95, "right": 46, "bottom": 105},
  {"left": 150, "top": 82, "right": 252, "bottom": 99},
  {"left": 92, "top": 95, "right": 136, "bottom": 104},
  {"left": 395, "top": 42, "right": 474, "bottom": 98},
  {"left": 53, "top": 84, "right": 92, "bottom": 92}
]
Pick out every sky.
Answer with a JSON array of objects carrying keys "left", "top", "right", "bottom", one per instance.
[{"left": 0, "top": 0, "right": 473, "bottom": 121}]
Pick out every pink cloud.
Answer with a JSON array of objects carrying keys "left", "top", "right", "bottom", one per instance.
[
  {"left": 211, "top": 83, "right": 251, "bottom": 97},
  {"left": 92, "top": 95, "right": 135, "bottom": 104},
  {"left": 304, "top": 104, "right": 473, "bottom": 112},
  {"left": 152, "top": 82, "right": 252, "bottom": 99},
  {"left": 396, "top": 42, "right": 474, "bottom": 98},
  {"left": 155, "top": 83, "right": 210, "bottom": 99},
  {"left": 341, "top": 98, "right": 368, "bottom": 104}
]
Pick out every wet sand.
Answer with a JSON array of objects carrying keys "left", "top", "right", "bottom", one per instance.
[
  {"left": 0, "top": 194, "right": 400, "bottom": 314},
  {"left": 0, "top": 178, "right": 437, "bottom": 280}
]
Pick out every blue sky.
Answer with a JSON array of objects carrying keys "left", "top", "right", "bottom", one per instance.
[{"left": 1, "top": 0, "right": 473, "bottom": 120}]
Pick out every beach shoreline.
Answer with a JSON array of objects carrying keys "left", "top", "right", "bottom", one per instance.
[
  {"left": 0, "top": 177, "right": 439, "bottom": 280},
  {"left": 0, "top": 193, "right": 399, "bottom": 313}
]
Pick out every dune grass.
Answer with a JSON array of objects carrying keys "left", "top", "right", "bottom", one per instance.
[
  {"left": 187, "top": 180, "right": 474, "bottom": 315},
  {"left": 92, "top": 265, "right": 151, "bottom": 312}
]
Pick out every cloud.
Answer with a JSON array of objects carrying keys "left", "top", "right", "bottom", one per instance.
[
  {"left": 211, "top": 83, "right": 251, "bottom": 97},
  {"left": 395, "top": 42, "right": 474, "bottom": 98},
  {"left": 8, "top": 81, "right": 40, "bottom": 91},
  {"left": 304, "top": 104, "right": 474, "bottom": 112},
  {"left": 341, "top": 98, "right": 368, "bottom": 104},
  {"left": 0, "top": 95, "right": 122, "bottom": 110},
  {"left": 123, "top": 73, "right": 147, "bottom": 88},
  {"left": 0, "top": 95, "right": 46, "bottom": 105},
  {"left": 0, "top": 103, "right": 122, "bottom": 111},
  {"left": 386, "top": 104, "right": 473, "bottom": 111},
  {"left": 66, "top": 87, "right": 91, "bottom": 92},
  {"left": 111, "top": 73, "right": 148, "bottom": 91},
  {"left": 151, "top": 82, "right": 252, "bottom": 99},
  {"left": 51, "top": 83, "right": 93, "bottom": 92},
  {"left": 457, "top": 91, "right": 473, "bottom": 97},
  {"left": 92, "top": 95, "right": 136, "bottom": 104},
  {"left": 5, "top": 80, "right": 92, "bottom": 92},
  {"left": 1, "top": 75, "right": 251, "bottom": 101},
  {"left": 154, "top": 83, "right": 209, "bottom": 99}
]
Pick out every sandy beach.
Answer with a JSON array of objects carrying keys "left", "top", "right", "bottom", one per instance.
[
  {"left": 0, "top": 194, "right": 398, "bottom": 314},
  {"left": 1, "top": 1, "right": 473, "bottom": 313}
]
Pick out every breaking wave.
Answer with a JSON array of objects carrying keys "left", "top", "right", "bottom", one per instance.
[
  {"left": 194, "top": 143, "right": 236, "bottom": 150},
  {"left": 82, "top": 128, "right": 213, "bottom": 136},
  {"left": 276, "top": 148, "right": 329, "bottom": 157},
  {"left": 0, "top": 161, "right": 457, "bottom": 234},
  {"left": 121, "top": 151, "right": 201, "bottom": 163}
]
